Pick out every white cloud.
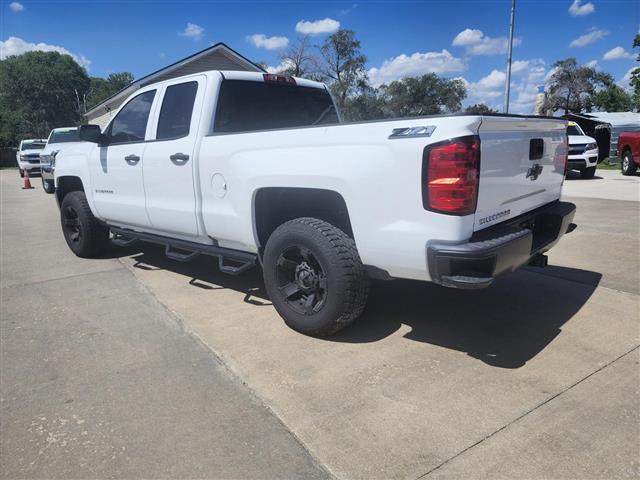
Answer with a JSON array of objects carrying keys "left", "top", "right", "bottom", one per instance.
[
  {"left": 452, "top": 28, "right": 521, "bottom": 55},
  {"left": 266, "top": 59, "right": 295, "bottom": 74},
  {"left": 569, "top": 0, "right": 595, "bottom": 16},
  {"left": 465, "top": 70, "right": 506, "bottom": 104},
  {"left": 585, "top": 59, "right": 599, "bottom": 69},
  {"left": 367, "top": 49, "right": 466, "bottom": 86},
  {"left": 338, "top": 4, "right": 358, "bottom": 16},
  {"left": 603, "top": 46, "right": 635, "bottom": 60},
  {"left": 8, "top": 2, "right": 24, "bottom": 12},
  {"left": 618, "top": 67, "right": 636, "bottom": 91},
  {"left": 569, "top": 28, "right": 608, "bottom": 47},
  {"left": 295, "top": 18, "right": 340, "bottom": 36},
  {"left": 246, "top": 34, "right": 289, "bottom": 50},
  {"left": 179, "top": 22, "right": 204, "bottom": 39},
  {"left": 0, "top": 36, "right": 91, "bottom": 69}
]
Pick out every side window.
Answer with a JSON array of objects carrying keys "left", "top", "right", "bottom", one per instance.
[
  {"left": 156, "top": 82, "right": 198, "bottom": 140},
  {"left": 107, "top": 90, "right": 156, "bottom": 144}
]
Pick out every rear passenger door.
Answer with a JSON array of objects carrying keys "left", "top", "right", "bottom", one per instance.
[{"left": 143, "top": 76, "right": 204, "bottom": 237}]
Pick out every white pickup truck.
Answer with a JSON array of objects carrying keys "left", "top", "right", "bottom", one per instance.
[{"left": 54, "top": 70, "right": 576, "bottom": 336}]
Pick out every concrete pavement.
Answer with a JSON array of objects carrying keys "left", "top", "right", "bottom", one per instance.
[
  {"left": 1, "top": 168, "right": 639, "bottom": 479},
  {"left": 0, "top": 170, "right": 329, "bottom": 479}
]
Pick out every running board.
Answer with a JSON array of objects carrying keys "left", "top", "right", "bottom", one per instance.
[{"left": 110, "top": 227, "right": 257, "bottom": 275}]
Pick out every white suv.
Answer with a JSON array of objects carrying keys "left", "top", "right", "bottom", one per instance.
[
  {"left": 16, "top": 138, "right": 47, "bottom": 177},
  {"left": 567, "top": 122, "right": 598, "bottom": 179}
]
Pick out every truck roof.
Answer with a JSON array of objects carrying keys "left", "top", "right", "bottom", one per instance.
[{"left": 218, "top": 70, "right": 327, "bottom": 90}]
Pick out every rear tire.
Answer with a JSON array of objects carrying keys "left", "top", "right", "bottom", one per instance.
[
  {"left": 42, "top": 177, "right": 55, "bottom": 194},
  {"left": 263, "top": 217, "right": 369, "bottom": 337},
  {"left": 581, "top": 166, "right": 596, "bottom": 179},
  {"left": 60, "top": 191, "right": 109, "bottom": 258},
  {"left": 621, "top": 150, "right": 637, "bottom": 176}
]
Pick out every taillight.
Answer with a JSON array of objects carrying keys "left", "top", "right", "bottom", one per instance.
[
  {"left": 554, "top": 138, "right": 569, "bottom": 181},
  {"left": 423, "top": 136, "right": 480, "bottom": 215}
]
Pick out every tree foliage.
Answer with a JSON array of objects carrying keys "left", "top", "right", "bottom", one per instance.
[
  {"left": 0, "top": 51, "right": 89, "bottom": 145},
  {"left": 320, "top": 29, "right": 367, "bottom": 109},
  {"left": 86, "top": 72, "right": 134, "bottom": 110},
  {"left": 630, "top": 34, "right": 640, "bottom": 110},
  {"left": 278, "top": 36, "right": 322, "bottom": 80},
  {"left": 593, "top": 84, "right": 633, "bottom": 112},
  {"left": 544, "top": 58, "right": 613, "bottom": 114},
  {"left": 465, "top": 103, "right": 498, "bottom": 114}
]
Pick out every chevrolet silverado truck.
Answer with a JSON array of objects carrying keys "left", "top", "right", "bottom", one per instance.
[
  {"left": 617, "top": 131, "right": 640, "bottom": 176},
  {"left": 16, "top": 138, "right": 47, "bottom": 177},
  {"left": 566, "top": 121, "right": 598, "bottom": 179},
  {"left": 53, "top": 71, "right": 576, "bottom": 336},
  {"left": 40, "top": 127, "right": 81, "bottom": 193}
]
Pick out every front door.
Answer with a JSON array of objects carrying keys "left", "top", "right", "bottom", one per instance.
[
  {"left": 89, "top": 89, "right": 157, "bottom": 228},
  {"left": 142, "top": 77, "right": 204, "bottom": 237}
]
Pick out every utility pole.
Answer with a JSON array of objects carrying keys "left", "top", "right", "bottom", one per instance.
[{"left": 504, "top": 0, "right": 516, "bottom": 113}]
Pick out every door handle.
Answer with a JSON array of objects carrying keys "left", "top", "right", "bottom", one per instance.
[
  {"left": 170, "top": 153, "right": 189, "bottom": 165},
  {"left": 124, "top": 154, "right": 140, "bottom": 165}
]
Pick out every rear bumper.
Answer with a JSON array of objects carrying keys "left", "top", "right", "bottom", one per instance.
[{"left": 427, "top": 201, "right": 576, "bottom": 289}]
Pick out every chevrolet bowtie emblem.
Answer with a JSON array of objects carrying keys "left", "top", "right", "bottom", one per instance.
[{"left": 527, "top": 163, "right": 543, "bottom": 181}]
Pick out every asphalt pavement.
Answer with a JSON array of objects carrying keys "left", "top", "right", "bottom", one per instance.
[{"left": 1, "top": 168, "right": 638, "bottom": 479}]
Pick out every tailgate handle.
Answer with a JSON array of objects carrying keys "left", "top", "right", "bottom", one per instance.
[{"left": 529, "top": 139, "right": 544, "bottom": 160}]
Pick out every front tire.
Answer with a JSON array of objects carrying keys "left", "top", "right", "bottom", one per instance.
[
  {"left": 581, "top": 166, "right": 596, "bottom": 179},
  {"left": 42, "top": 177, "right": 55, "bottom": 194},
  {"left": 263, "top": 217, "right": 369, "bottom": 337},
  {"left": 19, "top": 168, "right": 24, "bottom": 178},
  {"left": 60, "top": 191, "right": 109, "bottom": 258},
  {"left": 621, "top": 150, "right": 637, "bottom": 176}
]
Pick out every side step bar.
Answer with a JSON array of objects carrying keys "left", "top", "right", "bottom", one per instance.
[{"left": 110, "top": 227, "right": 257, "bottom": 275}]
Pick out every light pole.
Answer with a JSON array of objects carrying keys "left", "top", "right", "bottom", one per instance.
[{"left": 504, "top": 0, "right": 516, "bottom": 113}]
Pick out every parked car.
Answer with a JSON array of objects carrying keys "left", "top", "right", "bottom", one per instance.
[
  {"left": 40, "top": 127, "right": 81, "bottom": 193},
  {"left": 53, "top": 71, "right": 575, "bottom": 336},
  {"left": 16, "top": 138, "right": 47, "bottom": 177},
  {"left": 567, "top": 121, "right": 598, "bottom": 179},
  {"left": 617, "top": 131, "right": 640, "bottom": 176}
]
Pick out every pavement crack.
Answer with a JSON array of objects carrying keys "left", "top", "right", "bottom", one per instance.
[{"left": 416, "top": 344, "right": 640, "bottom": 479}]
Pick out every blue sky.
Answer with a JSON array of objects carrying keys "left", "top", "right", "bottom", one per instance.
[{"left": 2, "top": 0, "right": 638, "bottom": 113}]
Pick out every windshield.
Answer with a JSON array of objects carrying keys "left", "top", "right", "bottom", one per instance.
[
  {"left": 49, "top": 129, "right": 80, "bottom": 144},
  {"left": 21, "top": 141, "right": 46, "bottom": 150},
  {"left": 214, "top": 80, "right": 339, "bottom": 133},
  {"left": 567, "top": 125, "right": 584, "bottom": 136}
]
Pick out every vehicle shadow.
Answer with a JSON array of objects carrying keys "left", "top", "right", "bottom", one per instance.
[
  {"left": 331, "top": 267, "right": 602, "bottom": 368},
  {"left": 565, "top": 171, "right": 604, "bottom": 180},
  {"left": 108, "top": 243, "right": 602, "bottom": 369}
]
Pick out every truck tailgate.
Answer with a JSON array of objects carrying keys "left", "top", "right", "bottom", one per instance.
[{"left": 474, "top": 116, "right": 566, "bottom": 231}]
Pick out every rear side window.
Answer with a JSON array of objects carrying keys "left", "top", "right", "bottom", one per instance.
[
  {"left": 156, "top": 81, "right": 198, "bottom": 140},
  {"left": 213, "top": 80, "right": 338, "bottom": 134},
  {"left": 108, "top": 90, "right": 156, "bottom": 144}
]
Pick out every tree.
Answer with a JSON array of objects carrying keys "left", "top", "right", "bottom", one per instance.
[
  {"left": 379, "top": 74, "right": 466, "bottom": 118},
  {"left": 630, "top": 34, "right": 640, "bottom": 110},
  {"left": 0, "top": 51, "right": 90, "bottom": 146},
  {"left": 341, "top": 80, "right": 385, "bottom": 121},
  {"left": 277, "top": 36, "right": 322, "bottom": 79},
  {"left": 593, "top": 84, "right": 633, "bottom": 112},
  {"left": 465, "top": 103, "right": 498, "bottom": 114},
  {"left": 320, "top": 29, "right": 367, "bottom": 109},
  {"left": 85, "top": 72, "right": 134, "bottom": 111},
  {"left": 544, "top": 58, "right": 613, "bottom": 114}
]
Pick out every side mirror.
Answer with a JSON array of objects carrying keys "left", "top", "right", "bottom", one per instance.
[{"left": 78, "top": 124, "right": 104, "bottom": 144}]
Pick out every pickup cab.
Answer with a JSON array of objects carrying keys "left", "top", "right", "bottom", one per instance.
[
  {"left": 54, "top": 70, "right": 576, "bottom": 336},
  {"left": 617, "top": 131, "right": 640, "bottom": 176},
  {"left": 40, "top": 127, "right": 81, "bottom": 193},
  {"left": 16, "top": 138, "right": 47, "bottom": 177}
]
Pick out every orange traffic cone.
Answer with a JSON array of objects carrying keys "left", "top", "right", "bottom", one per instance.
[{"left": 22, "top": 169, "right": 34, "bottom": 189}]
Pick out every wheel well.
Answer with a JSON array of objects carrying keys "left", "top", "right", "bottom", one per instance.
[
  {"left": 254, "top": 187, "right": 354, "bottom": 249},
  {"left": 55, "top": 176, "right": 84, "bottom": 205}
]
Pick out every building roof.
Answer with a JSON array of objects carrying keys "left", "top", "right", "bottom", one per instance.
[
  {"left": 84, "top": 42, "right": 264, "bottom": 118},
  {"left": 568, "top": 111, "right": 640, "bottom": 128}
]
